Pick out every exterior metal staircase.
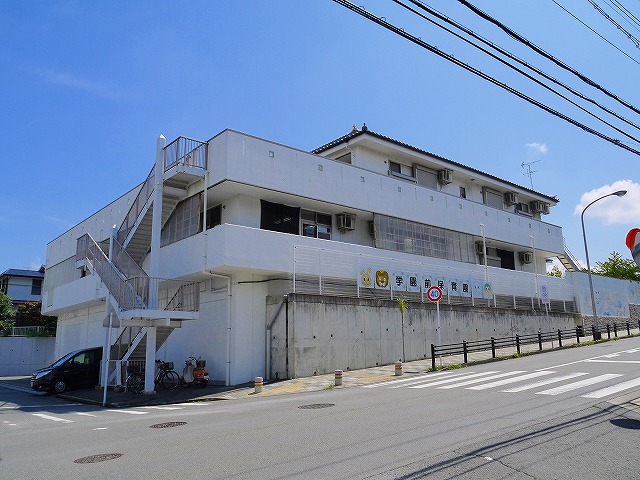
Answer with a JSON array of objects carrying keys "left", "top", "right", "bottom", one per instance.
[
  {"left": 75, "top": 137, "right": 207, "bottom": 383},
  {"left": 557, "top": 238, "right": 583, "bottom": 273}
]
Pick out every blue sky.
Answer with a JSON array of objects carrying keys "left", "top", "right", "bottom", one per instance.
[{"left": 1, "top": 1, "right": 639, "bottom": 273}]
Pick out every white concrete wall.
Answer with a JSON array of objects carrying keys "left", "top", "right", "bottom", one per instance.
[
  {"left": 269, "top": 294, "right": 577, "bottom": 379},
  {"left": 54, "top": 305, "right": 107, "bottom": 360},
  {"left": 206, "top": 131, "right": 562, "bottom": 255},
  {"left": 570, "top": 272, "right": 640, "bottom": 318},
  {"left": 0, "top": 337, "right": 56, "bottom": 376}
]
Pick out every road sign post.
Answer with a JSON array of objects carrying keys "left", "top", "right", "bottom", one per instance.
[{"left": 427, "top": 286, "right": 443, "bottom": 366}]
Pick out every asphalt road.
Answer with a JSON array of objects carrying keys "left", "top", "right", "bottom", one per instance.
[{"left": 2, "top": 338, "right": 640, "bottom": 479}]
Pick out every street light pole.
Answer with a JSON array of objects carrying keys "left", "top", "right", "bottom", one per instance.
[{"left": 580, "top": 190, "right": 627, "bottom": 337}]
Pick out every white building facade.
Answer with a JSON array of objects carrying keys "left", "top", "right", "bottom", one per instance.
[{"left": 44, "top": 126, "right": 619, "bottom": 388}]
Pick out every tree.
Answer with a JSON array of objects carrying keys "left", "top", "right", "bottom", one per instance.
[
  {"left": 0, "top": 291, "right": 16, "bottom": 336},
  {"left": 547, "top": 266, "right": 563, "bottom": 278},
  {"left": 592, "top": 251, "right": 640, "bottom": 281},
  {"left": 15, "top": 301, "right": 57, "bottom": 334}
]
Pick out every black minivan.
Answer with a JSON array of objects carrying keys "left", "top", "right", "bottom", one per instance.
[{"left": 31, "top": 347, "right": 102, "bottom": 394}]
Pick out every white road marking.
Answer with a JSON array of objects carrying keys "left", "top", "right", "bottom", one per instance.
[
  {"left": 584, "top": 360, "right": 640, "bottom": 364},
  {"left": 105, "top": 409, "right": 148, "bottom": 415},
  {"left": 32, "top": 413, "right": 74, "bottom": 423},
  {"left": 540, "top": 348, "right": 640, "bottom": 370},
  {"left": 140, "top": 406, "right": 184, "bottom": 410},
  {"left": 536, "top": 374, "right": 622, "bottom": 396},
  {"left": 93, "top": 427, "right": 108, "bottom": 430},
  {"left": 74, "top": 412, "right": 97, "bottom": 417},
  {"left": 364, "top": 371, "right": 454, "bottom": 388},
  {"left": 467, "top": 371, "right": 554, "bottom": 390},
  {"left": 409, "top": 371, "right": 500, "bottom": 389},
  {"left": 438, "top": 371, "right": 527, "bottom": 389},
  {"left": 502, "top": 373, "right": 588, "bottom": 392},
  {"left": 581, "top": 377, "right": 640, "bottom": 399}
]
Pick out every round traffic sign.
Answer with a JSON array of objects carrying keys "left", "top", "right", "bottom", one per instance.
[{"left": 427, "top": 285, "right": 443, "bottom": 303}]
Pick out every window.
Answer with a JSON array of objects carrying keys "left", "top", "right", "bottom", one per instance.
[
  {"left": 373, "top": 214, "right": 475, "bottom": 263},
  {"left": 261, "top": 200, "right": 300, "bottom": 235},
  {"left": 415, "top": 167, "right": 438, "bottom": 189},
  {"left": 31, "top": 279, "right": 42, "bottom": 296},
  {"left": 161, "top": 194, "right": 203, "bottom": 246},
  {"left": 460, "top": 187, "right": 466, "bottom": 198},
  {"left": 336, "top": 152, "right": 352, "bottom": 163},
  {"left": 389, "top": 161, "right": 414, "bottom": 180},
  {"left": 204, "top": 204, "right": 222, "bottom": 230},
  {"left": 301, "top": 210, "right": 331, "bottom": 240},
  {"left": 483, "top": 188, "right": 504, "bottom": 209}
]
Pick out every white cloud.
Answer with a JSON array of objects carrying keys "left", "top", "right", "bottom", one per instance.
[
  {"left": 33, "top": 67, "right": 124, "bottom": 100},
  {"left": 526, "top": 142, "right": 548, "bottom": 154},
  {"left": 574, "top": 179, "right": 640, "bottom": 224}
]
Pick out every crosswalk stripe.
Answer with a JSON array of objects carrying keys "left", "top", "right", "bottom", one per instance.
[
  {"left": 409, "top": 371, "right": 500, "bottom": 389},
  {"left": 32, "top": 413, "right": 74, "bottom": 423},
  {"left": 437, "top": 371, "right": 527, "bottom": 389},
  {"left": 502, "top": 372, "right": 588, "bottom": 392},
  {"left": 364, "top": 372, "right": 448, "bottom": 388},
  {"left": 467, "top": 371, "right": 555, "bottom": 390},
  {"left": 389, "top": 371, "right": 474, "bottom": 388},
  {"left": 536, "top": 374, "right": 622, "bottom": 396},
  {"left": 581, "top": 377, "right": 640, "bottom": 399}
]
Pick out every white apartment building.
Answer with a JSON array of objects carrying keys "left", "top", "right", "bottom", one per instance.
[{"left": 44, "top": 125, "right": 586, "bottom": 390}]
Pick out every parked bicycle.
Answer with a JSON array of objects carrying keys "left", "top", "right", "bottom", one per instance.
[
  {"left": 126, "top": 360, "right": 180, "bottom": 394},
  {"left": 125, "top": 364, "right": 144, "bottom": 394}
]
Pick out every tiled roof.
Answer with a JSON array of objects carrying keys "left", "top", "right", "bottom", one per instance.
[
  {"left": 312, "top": 127, "right": 559, "bottom": 203},
  {"left": 1, "top": 269, "right": 45, "bottom": 278}
]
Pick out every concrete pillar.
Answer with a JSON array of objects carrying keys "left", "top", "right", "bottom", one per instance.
[
  {"left": 334, "top": 370, "right": 343, "bottom": 386},
  {"left": 395, "top": 362, "right": 403, "bottom": 376},
  {"left": 254, "top": 376, "right": 263, "bottom": 393},
  {"left": 145, "top": 326, "right": 157, "bottom": 393},
  {"left": 148, "top": 135, "right": 165, "bottom": 309}
]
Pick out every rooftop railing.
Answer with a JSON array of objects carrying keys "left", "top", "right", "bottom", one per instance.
[{"left": 164, "top": 136, "right": 207, "bottom": 171}]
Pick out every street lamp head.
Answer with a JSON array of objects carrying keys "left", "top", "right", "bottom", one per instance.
[{"left": 613, "top": 190, "right": 627, "bottom": 197}]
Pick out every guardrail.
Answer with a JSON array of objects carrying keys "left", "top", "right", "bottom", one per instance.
[
  {"left": 431, "top": 320, "right": 640, "bottom": 369},
  {"left": 10, "top": 326, "right": 55, "bottom": 337}
]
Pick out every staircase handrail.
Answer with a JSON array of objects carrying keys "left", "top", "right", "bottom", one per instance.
[
  {"left": 111, "top": 235, "right": 148, "bottom": 280},
  {"left": 76, "top": 233, "right": 148, "bottom": 311},
  {"left": 562, "top": 238, "right": 584, "bottom": 271},
  {"left": 117, "top": 166, "right": 155, "bottom": 245},
  {"left": 164, "top": 136, "right": 207, "bottom": 171}
]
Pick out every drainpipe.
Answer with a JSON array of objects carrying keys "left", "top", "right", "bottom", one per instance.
[{"left": 206, "top": 271, "right": 232, "bottom": 386}]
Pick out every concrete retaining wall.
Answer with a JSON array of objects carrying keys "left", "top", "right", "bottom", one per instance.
[
  {"left": 0, "top": 337, "right": 56, "bottom": 376},
  {"left": 269, "top": 294, "right": 577, "bottom": 379}
]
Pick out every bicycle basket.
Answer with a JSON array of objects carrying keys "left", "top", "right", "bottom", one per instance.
[
  {"left": 163, "top": 362, "right": 174, "bottom": 371},
  {"left": 195, "top": 360, "right": 206, "bottom": 368}
]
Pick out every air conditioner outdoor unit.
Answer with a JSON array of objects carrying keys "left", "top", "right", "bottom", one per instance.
[
  {"left": 437, "top": 169, "right": 453, "bottom": 185},
  {"left": 337, "top": 213, "right": 356, "bottom": 232},
  {"left": 504, "top": 192, "right": 518, "bottom": 206},
  {"left": 519, "top": 251, "right": 533, "bottom": 264},
  {"left": 516, "top": 202, "right": 531, "bottom": 214},
  {"left": 475, "top": 241, "right": 485, "bottom": 255},
  {"left": 368, "top": 221, "right": 375, "bottom": 238},
  {"left": 530, "top": 201, "right": 547, "bottom": 214}
]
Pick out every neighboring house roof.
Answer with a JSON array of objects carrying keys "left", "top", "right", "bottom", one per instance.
[
  {"left": 1, "top": 268, "right": 45, "bottom": 279},
  {"left": 313, "top": 126, "right": 560, "bottom": 204}
]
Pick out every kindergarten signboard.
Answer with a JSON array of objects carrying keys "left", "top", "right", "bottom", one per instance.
[{"left": 358, "top": 265, "right": 492, "bottom": 299}]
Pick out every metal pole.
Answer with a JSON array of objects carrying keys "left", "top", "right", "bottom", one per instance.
[{"left": 580, "top": 190, "right": 626, "bottom": 337}]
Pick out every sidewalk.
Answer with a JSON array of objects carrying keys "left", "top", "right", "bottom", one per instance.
[{"left": 2, "top": 334, "right": 640, "bottom": 413}]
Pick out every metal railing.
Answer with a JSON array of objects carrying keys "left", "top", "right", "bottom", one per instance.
[
  {"left": 164, "top": 136, "right": 207, "bottom": 171},
  {"left": 431, "top": 320, "right": 640, "bottom": 369},
  {"left": 10, "top": 326, "right": 55, "bottom": 337},
  {"left": 76, "top": 233, "right": 200, "bottom": 312},
  {"left": 117, "top": 166, "right": 155, "bottom": 245}
]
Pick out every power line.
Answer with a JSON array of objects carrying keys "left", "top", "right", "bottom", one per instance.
[
  {"left": 588, "top": 0, "right": 640, "bottom": 48},
  {"left": 551, "top": 0, "right": 640, "bottom": 66},
  {"left": 394, "top": 0, "right": 640, "bottom": 141},
  {"left": 331, "top": 0, "right": 640, "bottom": 157},
  {"left": 457, "top": 0, "right": 640, "bottom": 117}
]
